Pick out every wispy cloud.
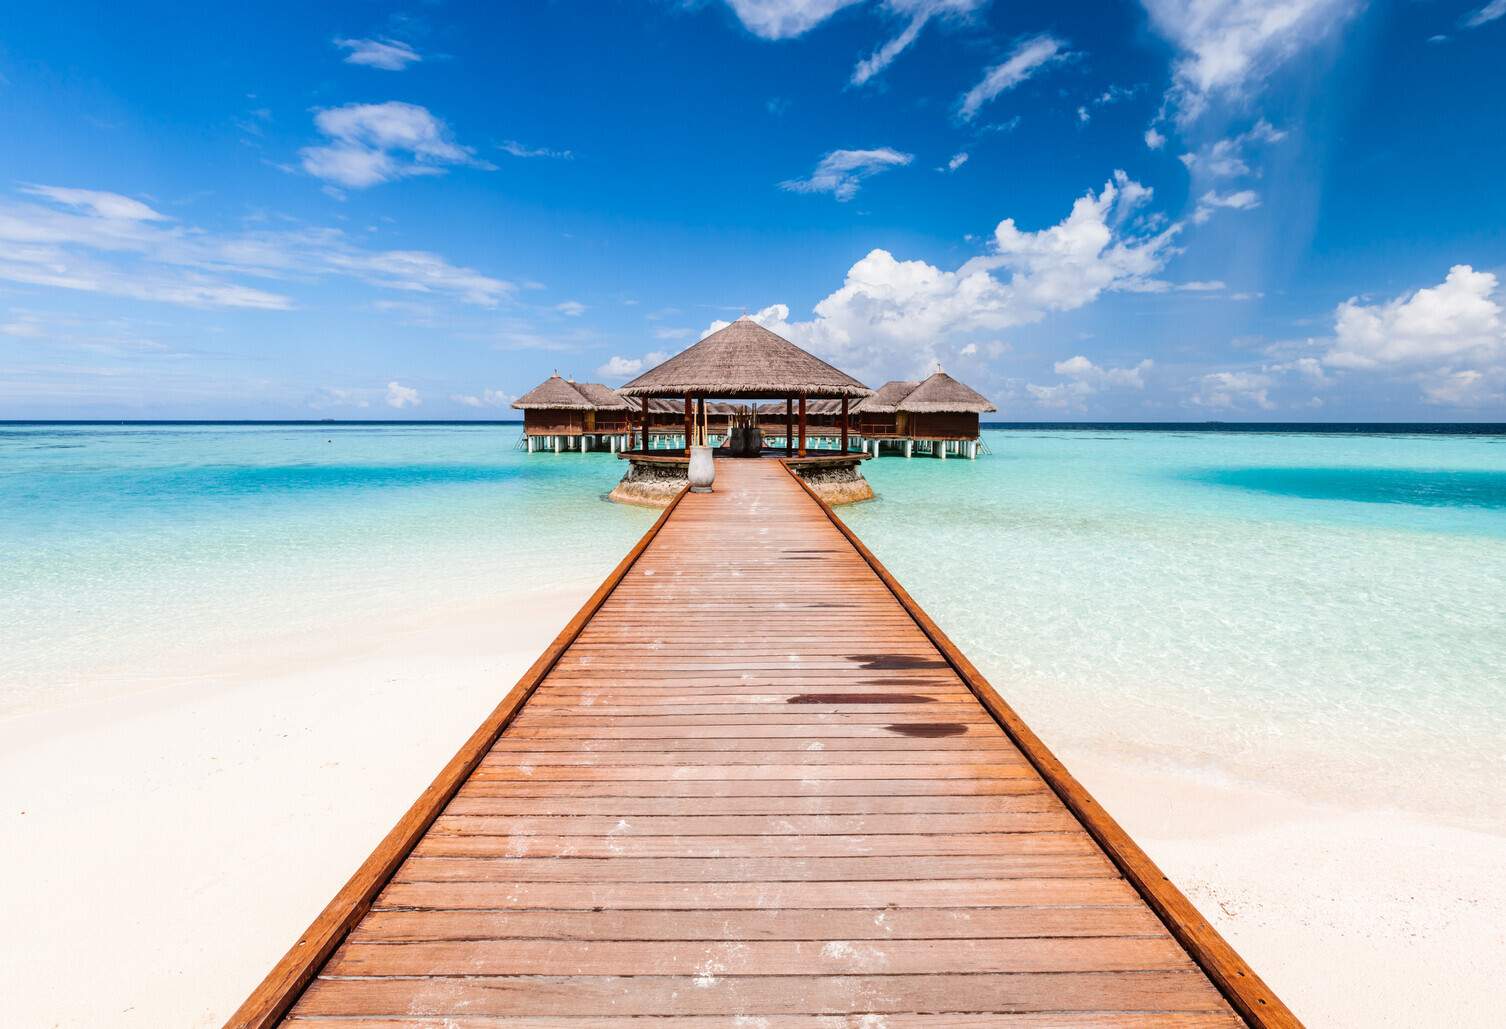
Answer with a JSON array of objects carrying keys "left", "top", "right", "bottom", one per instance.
[
  {"left": 300, "top": 102, "right": 486, "bottom": 189},
  {"left": 851, "top": 0, "right": 986, "bottom": 86},
  {"left": 940, "top": 152, "right": 969, "bottom": 173},
  {"left": 451, "top": 388, "right": 514, "bottom": 408},
  {"left": 1463, "top": 0, "right": 1506, "bottom": 27},
  {"left": 499, "top": 140, "right": 574, "bottom": 159},
  {"left": 1140, "top": 0, "right": 1359, "bottom": 123},
  {"left": 780, "top": 147, "right": 913, "bottom": 201},
  {"left": 0, "top": 184, "right": 515, "bottom": 309},
  {"left": 335, "top": 37, "right": 421, "bottom": 71},
  {"left": 959, "top": 34, "right": 1068, "bottom": 121},
  {"left": 555, "top": 300, "right": 586, "bottom": 316},
  {"left": 1192, "top": 188, "right": 1260, "bottom": 223}
]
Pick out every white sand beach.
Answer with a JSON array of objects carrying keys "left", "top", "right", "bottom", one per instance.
[{"left": 4, "top": 586, "right": 1504, "bottom": 1027}]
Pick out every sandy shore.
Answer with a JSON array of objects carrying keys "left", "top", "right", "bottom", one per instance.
[
  {"left": 0, "top": 588, "right": 587, "bottom": 1029},
  {"left": 4, "top": 589, "right": 1503, "bottom": 1027}
]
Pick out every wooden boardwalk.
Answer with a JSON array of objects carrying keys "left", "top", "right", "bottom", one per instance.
[{"left": 233, "top": 459, "right": 1295, "bottom": 1027}]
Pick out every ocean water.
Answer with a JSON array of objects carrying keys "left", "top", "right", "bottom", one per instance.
[
  {"left": 3, "top": 423, "right": 1504, "bottom": 825},
  {"left": 0, "top": 424, "right": 655, "bottom": 712},
  {"left": 845, "top": 428, "right": 1506, "bottom": 827}
]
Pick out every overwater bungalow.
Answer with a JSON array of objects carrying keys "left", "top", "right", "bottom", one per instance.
[
  {"left": 511, "top": 373, "right": 635, "bottom": 452},
  {"left": 853, "top": 370, "right": 997, "bottom": 458},
  {"left": 610, "top": 316, "right": 875, "bottom": 505}
]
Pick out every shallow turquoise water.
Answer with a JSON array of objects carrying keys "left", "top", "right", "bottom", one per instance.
[
  {"left": 845, "top": 429, "right": 1506, "bottom": 824},
  {"left": 2, "top": 424, "right": 1503, "bottom": 824},
  {"left": 0, "top": 424, "right": 655, "bottom": 711}
]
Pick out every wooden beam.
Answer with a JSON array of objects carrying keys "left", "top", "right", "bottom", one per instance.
[
  {"left": 777, "top": 462, "right": 1300, "bottom": 1029},
  {"left": 223, "top": 487, "right": 693, "bottom": 1029}
]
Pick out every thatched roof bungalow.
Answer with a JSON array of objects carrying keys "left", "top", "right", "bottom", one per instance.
[
  {"left": 853, "top": 371, "right": 996, "bottom": 455},
  {"left": 512, "top": 374, "right": 636, "bottom": 448}
]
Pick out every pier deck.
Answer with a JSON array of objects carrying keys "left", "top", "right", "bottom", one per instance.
[{"left": 233, "top": 459, "right": 1293, "bottom": 1027}]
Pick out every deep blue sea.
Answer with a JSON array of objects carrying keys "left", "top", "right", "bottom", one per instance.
[{"left": 3, "top": 422, "right": 1504, "bottom": 824}]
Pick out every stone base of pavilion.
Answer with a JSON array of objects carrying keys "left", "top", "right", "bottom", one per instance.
[{"left": 609, "top": 451, "right": 873, "bottom": 508}]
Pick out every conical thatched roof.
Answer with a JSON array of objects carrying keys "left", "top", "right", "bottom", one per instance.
[
  {"left": 618, "top": 317, "right": 871, "bottom": 399},
  {"left": 571, "top": 381, "right": 629, "bottom": 410},
  {"left": 512, "top": 374, "right": 593, "bottom": 410},
  {"left": 853, "top": 380, "right": 919, "bottom": 414},
  {"left": 896, "top": 371, "right": 996, "bottom": 413}
]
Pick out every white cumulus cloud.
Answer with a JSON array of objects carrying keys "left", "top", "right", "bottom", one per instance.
[
  {"left": 1190, "top": 370, "right": 1276, "bottom": 410},
  {"left": 1027, "top": 355, "right": 1153, "bottom": 410},
  {"left": 386, "top": 381, "right": 421, "bottom": 408},
  {"left": 334, "top": 37, "right": 421, "bottom": 71},
  {"left": 959, "top": 34, "right": 1068, "bottom": 121},
  {"left": 1326, "top": 265, "right": 1505, "bottom": 373},
  {"left": 706, "top": 171, "right": 1181, "bottom": 378},
  {"left": 780, "top": 147, "right": 913, "bottom": 201},
  {"left": 300, "top": 102, "right": 484, "bottom": 189}
]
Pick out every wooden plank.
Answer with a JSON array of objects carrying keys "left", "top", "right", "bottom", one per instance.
[
  {"left": 322, "top": 936, "right": 1194, "bottom": 977},
  {"left": 781, "top": 461, "right": 1298, "bottom": 1026},
  {"left": 223, "top": 488, "right": 692, "bottom": 1029},
  {"left": 412, "top": 830, "right": 1095, "bottom": 859},
  {"left": 391, "top": 853, "right": 1116, "bottom": 883},
  {"left": 373, "top": 877, "right": 1142, "bottom": 912},
  {"left": 348, "top": 905, "right": 1169, "bottom": 943},
  {"left": 292, "top": 972, "right": 1233, "bottom": 1018}
]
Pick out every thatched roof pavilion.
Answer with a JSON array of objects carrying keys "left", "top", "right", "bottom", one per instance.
[
  {"left": 570, "top": 381, "right": 629, "bottom": 410},
  {"left": 898, "top": 371, "right": 997, "bottom": 413},
  {"left": 618, "top": 317, "right": 870, "bottom": 399},
  {"left": 615, "top": 317, "right": 871, "bottom": 458},
  {"left": 853, "top": 380, "right": 920, "bottom": 414},
  {"left": 512, "top": 374, "right": 593, "bottom": 411}
]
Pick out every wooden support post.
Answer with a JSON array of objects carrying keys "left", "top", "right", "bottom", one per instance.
[
  {"left": 695, "top": 396, "right": 705, "bottom": 448},
  {"left": 683, "top": 394, "right": 693, "bottom": 453},
  {"left": 840, "top": 397, "right": 849, "bottom": 453},
  {"left": 798, "top": 396, "right": 807, "bottom": 457},
  {"left": 785, "top": 397, "right": 793, "bottom": 456}
]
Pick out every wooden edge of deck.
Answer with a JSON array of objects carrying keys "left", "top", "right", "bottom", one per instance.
[
  {"left": 780, "top": 460, "right": 1301, "bottom": 1029},
  {"left": 223, "top": 486, "right": 691, "bottom": 1029}
]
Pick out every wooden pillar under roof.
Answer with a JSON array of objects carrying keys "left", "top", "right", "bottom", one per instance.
[
  {"left": 683, "top": 393, "right": 693, "bottom": 452},
  {"left": 785, "top": 397, "right": 793, "bottom": 456},
  {"left": 798, "top": 395, "right": 807, "bottom": 457},
  {"left": 840, "top": 397, "right": 849, "bottom": 453},
  {"left": 695, "top": 396, "right": 705, "bottom": 446}
]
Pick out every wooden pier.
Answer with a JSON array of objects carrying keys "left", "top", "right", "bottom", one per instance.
[{"left": 231, "top": 459, "right": 1296, "bottom": 1027}]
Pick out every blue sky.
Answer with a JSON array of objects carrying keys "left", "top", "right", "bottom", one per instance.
[{"left": 2, "top": 0, "right": 1505, "bottom": 419}]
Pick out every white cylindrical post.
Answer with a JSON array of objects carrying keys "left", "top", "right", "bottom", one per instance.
[
  {"left": 583, "top": 435, "right": 591, "bottom": 452},
  {"left": 938, "top": 439, "right": 947, "bottom": 460},
  {"left": 969, "top": 440, "right": 977, "bottom": 459},
  {"left": 609, "top": 434, "right": 617, "bottom": 454},
  {"left": 527, "top": 436, "right": 535, "bottom": 454},
  {"left": 905, "top": 439, "right": 913, "bottom": 459},
  {"left": 554, "top": 436, "right": 562, "bottom": 454}
]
